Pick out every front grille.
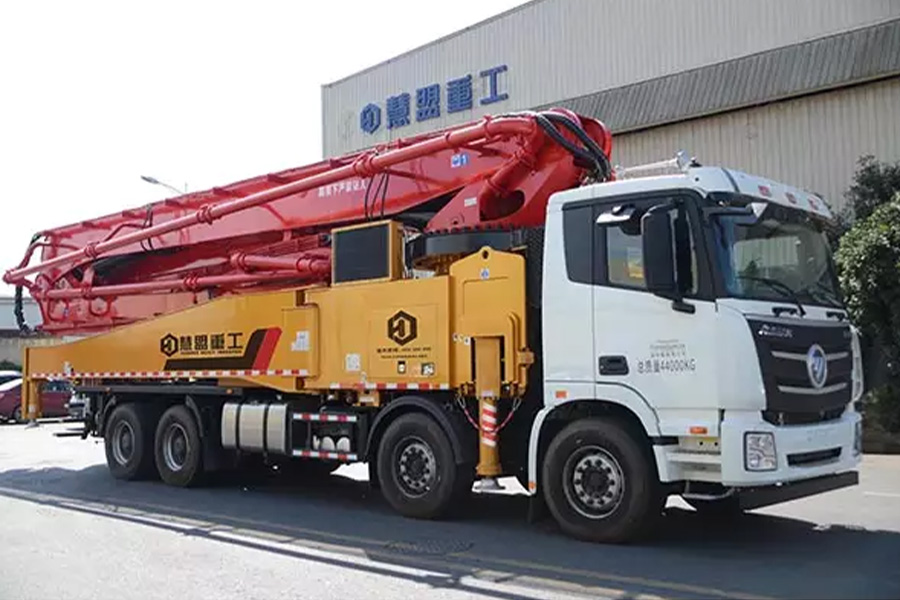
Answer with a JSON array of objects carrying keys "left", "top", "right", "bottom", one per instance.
[
  {"left": 747, "top": 318, "right": 852, "bottom": 417},
  {"left": 787, "top": 447, "right": 841, "bottom": 467},
  {"left": 762, "top": 406, "right": 845, "bottom": 426}
]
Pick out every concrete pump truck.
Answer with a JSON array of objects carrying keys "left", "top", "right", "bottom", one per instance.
[{"left": 5, "top": 108, "right": 863, "bottom": 543}]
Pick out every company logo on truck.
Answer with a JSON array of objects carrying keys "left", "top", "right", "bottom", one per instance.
[
  {"left": 387, "top": 311, "right": 417, "bottom": 346},
  {"left": 158, "top": 328, "right": 281, "bottom": 371},
  {"left": 806, "top": 344, "right": 828, "bottom": 389},
  {"left": 160, "top": 333, "right": 179, "bottom": 357}
]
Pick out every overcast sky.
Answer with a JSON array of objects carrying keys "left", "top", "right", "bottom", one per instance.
[{"left": 0, "top": 0, "right": 527, "bottom": 293}]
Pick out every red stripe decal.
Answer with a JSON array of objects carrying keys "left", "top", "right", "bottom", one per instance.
[{"left": 252, "top": 328, "right": 282, "bottom": 370}]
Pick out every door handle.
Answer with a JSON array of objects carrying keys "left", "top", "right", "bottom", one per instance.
[{"left": 598, "top": 355, "right": 629, "bottom": 376}]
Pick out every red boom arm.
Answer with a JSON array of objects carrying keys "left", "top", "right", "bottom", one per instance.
[{"left": 4, "top": 109, "right": 612, "bottom": 335}]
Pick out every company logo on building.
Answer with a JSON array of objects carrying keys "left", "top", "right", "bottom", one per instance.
[
  {"left": 387, "top": 311, "right": 417, "bottom": 346},
  {"left": 360, "top": 64, "right": 509, "bottom": 135}
]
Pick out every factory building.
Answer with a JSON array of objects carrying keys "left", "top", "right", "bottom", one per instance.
[{"left": 322, "top": 0, "right": 900, "bottom": 209}]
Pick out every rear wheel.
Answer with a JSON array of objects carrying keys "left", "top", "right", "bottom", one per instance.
[
  {"left": 377, "top": 412, "right": 472, "bottom": 519},
  {"left": 104, "top": 403, "right": 156, "bottom": 480},
  {"left": 155, "top": 405, "right": 203, "bottom": 487},
  {"left": 542, "top": 418, "right": 663, "bottom": 543},
  {"left": 12, "top": 405, "right": 23, "bottom": 424}
]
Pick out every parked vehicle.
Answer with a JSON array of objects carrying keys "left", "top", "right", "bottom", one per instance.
[
  {"left": 0, "top": 370, "right": 22, "bottom": 386},
  {"left": 0, "top": 378, "right": 72, "bottom": 423}
]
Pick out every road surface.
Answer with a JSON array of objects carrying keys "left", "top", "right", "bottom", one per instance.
[{"left": 1, "top": 422, "right": 898, "bottom": 599}]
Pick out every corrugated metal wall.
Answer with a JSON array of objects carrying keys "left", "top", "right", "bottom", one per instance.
[
  {"left": 322, "top": 0, "right": 900, "bottom": 155},
  {"left": 612, "top": 77, "right": 900, "bottom": 209}
]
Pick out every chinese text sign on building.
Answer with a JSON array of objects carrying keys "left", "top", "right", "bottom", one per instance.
[{"left": 360, "top": 65, "right": 508, "bottom": 135}]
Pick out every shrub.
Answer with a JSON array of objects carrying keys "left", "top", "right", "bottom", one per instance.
[{"left": 837, "top": 196, "right": 900, "bottom": 432}]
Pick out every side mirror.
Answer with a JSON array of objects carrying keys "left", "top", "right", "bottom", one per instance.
[{"left": 641, "top": 209, "right": 677, "bottom": 297}]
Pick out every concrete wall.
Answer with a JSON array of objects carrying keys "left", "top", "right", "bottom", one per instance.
[{"left": 0, "top": 337, "right": 62, "bottom": 368}]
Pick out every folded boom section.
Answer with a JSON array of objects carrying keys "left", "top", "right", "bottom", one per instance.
[{"left": 4, "top": 109, "right": 611, "bottom": 335}]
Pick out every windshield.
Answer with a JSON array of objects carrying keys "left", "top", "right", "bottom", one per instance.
[{"left": 711, "top": 198, "right": 842, "bottom": 308}]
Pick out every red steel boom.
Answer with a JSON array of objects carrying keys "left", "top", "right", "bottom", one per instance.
[{"left": 5, "top": 109, "right": 612, "bottom": 335}]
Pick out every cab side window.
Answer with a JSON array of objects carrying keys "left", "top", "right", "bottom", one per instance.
[
  {"left": 604, "top": 206, "right": 698, "bottom": 295},
  {"left": 562, "top": 194, "right": 705, "bottom": 297},
  {"left": 607, "top": 224, "right": 646, "bottom": 288}
]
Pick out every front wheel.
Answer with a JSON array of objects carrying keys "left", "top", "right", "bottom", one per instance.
[
  {"left": 542, "top": 418, "right": 663, "bottom": 544},
  {"left": 155, "top": 405, "right": 203, "bottom": 487},
  {"left": 377, "top": 412, "right": 472, "bottom": 520}
]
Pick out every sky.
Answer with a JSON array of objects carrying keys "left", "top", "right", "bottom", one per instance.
[{"left": 0, "top": 0, "right": 528, "bottom": 293}]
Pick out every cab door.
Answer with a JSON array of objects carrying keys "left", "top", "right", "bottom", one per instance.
[{"left": 591, "top": 193, "right": 719, "bottom": 427}]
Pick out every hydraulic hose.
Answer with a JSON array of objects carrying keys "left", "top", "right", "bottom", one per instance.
[
  {"left": 14, "top": 284, "right": 31, "bottom": 335},
  {"left": 531, "top": 112, "right": 611, "bottom": 181},
  {"left": 539, "top": 111, "right": 612, "bottom": 181}
]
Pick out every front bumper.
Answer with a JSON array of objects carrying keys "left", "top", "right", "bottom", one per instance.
[
  {"left": 734, "top": 471, "right": 858, "bottom": 510},
  {"left": 720, "top": 409, "right": 861, "bottom": 486}
]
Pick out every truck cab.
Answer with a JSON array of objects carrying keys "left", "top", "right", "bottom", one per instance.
[{"left": 533, "top": 163, "right": 862, "bottom": 528}]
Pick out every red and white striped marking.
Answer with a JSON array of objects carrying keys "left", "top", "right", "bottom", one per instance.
[
  {"left": 481, "top": 398, "right": 498, "bottom": 447},
  {"left": 292, "top": 449, "right": 357, "bottom": 462},
  {"left": 292, "top": 413, "right": 357, "bottom": 423},
  {"left": 29, "top": 371, "right": 452, "bottom": 393},
  {"left": 328, "top": 382, "right": 451, "bottom": 391},
  {"left": 30, "top": 369, "right": 309, "bottom": 380}
]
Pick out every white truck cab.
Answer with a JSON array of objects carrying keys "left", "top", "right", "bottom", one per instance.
[{"left": 530, "top": 161, "right": 862, "bottom": 531}]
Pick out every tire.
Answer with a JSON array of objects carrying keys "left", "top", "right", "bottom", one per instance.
[
  {"left": 684, "top": 495, "right": 746, "bottom": 519},
  {"left": 12, "top": 405, "right": 23, "bottom": 424},
  {"left": 104, "top": 404, "right": 156, "bottom": 480},
  {"left": 377, "top": 412, "right": 472, "bottom": 520},
  {"left": 542, "top": 418, "right": 663, "bottom": 544},
  {"left": 154, "top": 405, "right": 203, "bottom": 487}
]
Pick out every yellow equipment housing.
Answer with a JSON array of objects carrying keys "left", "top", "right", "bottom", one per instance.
[{"left": 22, "top": 224, "right": 531, "bottom": 421}]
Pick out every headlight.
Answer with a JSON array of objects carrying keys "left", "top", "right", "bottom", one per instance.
[
  {"left": 851, "top": 326, "right": 865, "bottom": 402},
  {"left": 745, "top": 432, "right": 777, "bottom": 471},
  {"left": 854, "top": 420, "right": 863, "bottom": 456}
]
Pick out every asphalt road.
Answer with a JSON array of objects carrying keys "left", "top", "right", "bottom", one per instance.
[{"left": 1, "top": 422, "right": 898, "bottom": 600}]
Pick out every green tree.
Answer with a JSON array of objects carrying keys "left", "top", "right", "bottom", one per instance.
[
  {"left": 836, "top": 196, "right": 900, "bottom": 432},
  {"left": 845, "top": 155, "right": 900, "bottom": 222},
  {"left": 824, "top": 156, "right": 900, "bottom": 250}
]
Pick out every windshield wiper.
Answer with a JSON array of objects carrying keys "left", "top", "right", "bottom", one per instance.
[
  {"left": 736, "top": 275, "right": 806, "bottom": 316},
  {"left": 797, "top": 280, "right": 843, "bottom": 308}
]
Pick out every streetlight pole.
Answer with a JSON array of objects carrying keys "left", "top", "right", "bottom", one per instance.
[{"left": 140, "top": 175, "right": 187, "bottom": 196}]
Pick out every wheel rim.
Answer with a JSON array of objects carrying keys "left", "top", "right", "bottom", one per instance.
[
  {"left": 162, "top": 423, "right": 190, "bottom": 472},
  {"left": 111, "top": 421, "right": 135, "bottom": 466},
  {"left": 394, "top": 436, "right": 436, "bottom": 498},
  {"left": 562, "top": 445, "right": 625, "bottom": 520}
]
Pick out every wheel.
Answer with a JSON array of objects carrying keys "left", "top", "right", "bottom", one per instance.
[
  {"left": 12, "top": 405, "right": 23, "bottom": 424},
  {"left": 683, "top": 495, "right": 746, "bottom": 519},
  {"left": 377, "top": 412, "right": 473, "bottom": 520},
  {"left": 154, "top": 405, "right": 203, "bottom": 487},
  {"left": 104, "top": 404, "right": 156, "bottom": 480},
  {"left": 542, "top": 418, "right": 663, "bottom": 544}
]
